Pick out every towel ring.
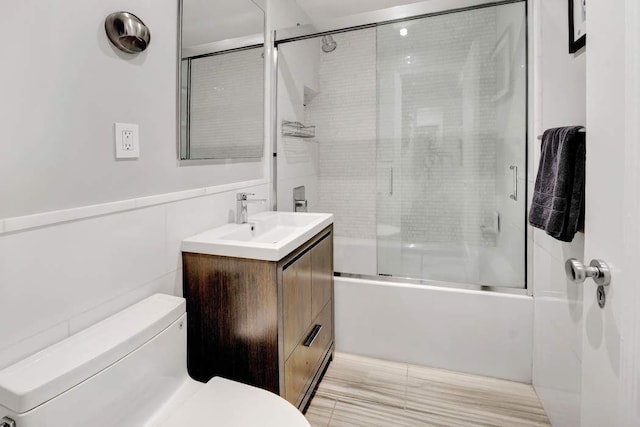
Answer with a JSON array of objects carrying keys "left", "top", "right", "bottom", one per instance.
[{"left": 105, "top": 12, "right": 151, "bottom": 54}]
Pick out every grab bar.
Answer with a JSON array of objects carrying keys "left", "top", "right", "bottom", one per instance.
[
  {"left": 509, "top": 165, "right": 518, "bottom": 201},
  {"left": 389, "top": 167, "right": 394, "bottom": 196}
]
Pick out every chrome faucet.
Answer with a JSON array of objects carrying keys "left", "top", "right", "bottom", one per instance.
[{"left": 236, "top": 193, "right": 266, "bottom": 224}]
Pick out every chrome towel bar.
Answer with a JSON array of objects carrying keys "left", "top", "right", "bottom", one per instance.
[{"left": 537, "top": 128, "right": 585, "bottom": 140}]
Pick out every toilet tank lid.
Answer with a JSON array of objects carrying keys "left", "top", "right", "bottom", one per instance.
[{"left": 0, "top": 294, "right": 185, "bottom": 414}]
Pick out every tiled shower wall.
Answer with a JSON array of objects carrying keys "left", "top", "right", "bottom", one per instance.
[
  {"left": 305, "top": 29, "right": 378, "bottom": 241},
  {"left": 305, "top": 7, "right": 525, "bottom": 268}
]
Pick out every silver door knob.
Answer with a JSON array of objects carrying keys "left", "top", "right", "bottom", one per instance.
[{"left": 565, "top": 258, "right": 611, "bottom": 286}]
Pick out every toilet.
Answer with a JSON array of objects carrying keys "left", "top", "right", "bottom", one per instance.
[{"left": 0, "top": 294, "right": 310, "bottom": 427}]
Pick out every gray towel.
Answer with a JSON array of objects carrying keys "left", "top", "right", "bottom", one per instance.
[{"left": 529, "top": 126, "right": 585, "bottom": 242}]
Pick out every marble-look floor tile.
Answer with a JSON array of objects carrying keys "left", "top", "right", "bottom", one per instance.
[
  {"left": 315, "top": 353, "right": 407, "bottom": 408},
  {"left": 329, "top": 399, "right": 416, "bottom": 427},
  {"left": 306, "top": 394, "right": 337, "bottom": 427},
  {"left": 306, "top": 353, "right": 550, "bottom": 427},
  {"left": 406, "top": 364, "right": 550, "bottom": 426}
]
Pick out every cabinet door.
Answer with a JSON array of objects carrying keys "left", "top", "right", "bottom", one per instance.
[
  {"left": 311, "top": 233, "right": 333, "bottom": 320},
  {"left": 283, "top": 251, "right": 312, "bottom": 360}
]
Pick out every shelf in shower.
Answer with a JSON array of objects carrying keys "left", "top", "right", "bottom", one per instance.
[{"left": 282, "top": 121, "right": 316, "bottom": 139}]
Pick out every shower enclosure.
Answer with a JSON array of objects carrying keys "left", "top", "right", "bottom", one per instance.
[{"left": 275, "top": 1, "right": 527, "bottom": 289}]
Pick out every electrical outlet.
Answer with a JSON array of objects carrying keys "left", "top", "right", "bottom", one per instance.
[
  {"left": 115, "top": 123, "right": 139, "bottom": 159},
  {"left": 122, "top": 130, "right": 134, "bottom": 151}
]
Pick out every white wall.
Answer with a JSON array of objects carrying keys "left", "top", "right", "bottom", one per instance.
[
  {"left": 0, "top": 0, "right": 270, "bottom": 368},
  {"left": 530, "top": 0, "right": 586, "bottom": 425},
  {"left": 0, "top": 0, "right": 265, "bottom": 219}
]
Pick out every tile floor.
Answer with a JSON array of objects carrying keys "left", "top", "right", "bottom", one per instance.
[{"left": 305, "top": 353, "right": 550, "bottom": 427}]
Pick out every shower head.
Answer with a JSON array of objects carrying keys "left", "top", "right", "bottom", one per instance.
[{"left": 321, "top": 35, "right": 337, "bottom": 53}]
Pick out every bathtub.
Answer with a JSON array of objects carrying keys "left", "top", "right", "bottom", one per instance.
[{"left": 333, "top": 276, "right": 533, "bottom": 383}]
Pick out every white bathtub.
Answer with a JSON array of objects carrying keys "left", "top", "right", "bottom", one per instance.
[{"left": 333, "top": 276, "right": 533, "bottom": 383}]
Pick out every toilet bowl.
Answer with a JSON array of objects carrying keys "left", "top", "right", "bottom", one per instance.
[{"left": 0, "top": 294, "right": 310, "bottom": 427}]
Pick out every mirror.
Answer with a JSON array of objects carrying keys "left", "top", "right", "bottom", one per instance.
[{"left": 179, "top": 0, "right": 265, "bottom": 161}]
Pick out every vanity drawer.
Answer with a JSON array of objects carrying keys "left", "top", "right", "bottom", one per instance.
[{"left": 284, "top": 300, "right": 333, "bottom": 406}]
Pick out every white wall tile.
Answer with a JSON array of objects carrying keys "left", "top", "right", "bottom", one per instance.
[
  {"left": 277, "top": 176, "right": 318, "bottom": 213},
  {"left": 165, "top": 184, "right": 269, "bottom": 271},
  {"left": 68, "top": 270, "right": 181, "bottom": 335},
  {"left": 0, "top": 184, "right": 267, "bottom": 368},
  {"left": 276, "top": 38, "right": 321, "bottom": 212},
  {"left": 0, "top": 321, "right": 69, "bottom": 370},
  {"left": 307, "top": 29, "right": 377, "bottom": 242},
  {"left": 0, "top": 205, "right": 165, "bottom": 350}
]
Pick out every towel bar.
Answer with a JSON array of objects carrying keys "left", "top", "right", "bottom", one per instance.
[{"left": 537, "top": 128, "right": 585, "bottom": 140}]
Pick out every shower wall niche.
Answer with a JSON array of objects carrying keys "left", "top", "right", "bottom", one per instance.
[{"left": 276, "top": 1, "right": 527, "bottom": 289}]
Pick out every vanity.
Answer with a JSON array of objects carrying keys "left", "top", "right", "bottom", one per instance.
[{"left": 181, "top": 211, "right": 334, "bottom": 410}]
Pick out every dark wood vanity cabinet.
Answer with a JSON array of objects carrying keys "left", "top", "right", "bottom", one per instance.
[{"left": 182, "top": 225, "right": 334, "bottom": 410}]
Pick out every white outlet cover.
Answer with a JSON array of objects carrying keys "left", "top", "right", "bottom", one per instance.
[{"left": 115, "top": 123, "right": 140, "bottom": 159}]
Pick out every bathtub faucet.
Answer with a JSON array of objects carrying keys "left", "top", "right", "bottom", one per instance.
[{"left": 236, "top": 193, "right": 266, "bottom": 224}]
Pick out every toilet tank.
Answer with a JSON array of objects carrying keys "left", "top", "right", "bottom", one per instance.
[{"left": 0, "top": 294, "right": 188, "bottom": 427}]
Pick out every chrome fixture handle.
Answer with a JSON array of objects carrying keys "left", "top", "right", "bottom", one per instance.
[
  {"left": 294, "top": 200, "right": 308, "bottom": 212},
  {"left": 1, "top": 417, "right": 16, "bottom": 427},
  {"left": 236, "top": 192, "right": 254, "bottom": 201},
  {"left": 293, "top": 186, "right": 307, "bottom": 212},
  {"left": 389, "top": 167, "right": 394, "bottom": 196},
  {"left": 509, "top": 165, "right": 518, "bottom": 201},
  {"left": 236, "top": 193, "right": 266, "bottom": 224},
  {"left": 565, "top": 258, "right": 611, "bottom": 287},
  {"left": 566, "top": 258, "right": 611, "bottom": 308},
  {"left": 303, "top": 324, "right": 323, "bottom": 347}
]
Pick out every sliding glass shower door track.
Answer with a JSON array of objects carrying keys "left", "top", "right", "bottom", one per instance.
[{"left": 334, "top": 272, "right": 529, "bottom": 296}]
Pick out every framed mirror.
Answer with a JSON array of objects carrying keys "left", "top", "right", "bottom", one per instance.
[{"left": 179, "top": 0, "right": 265, "bottom": 161}]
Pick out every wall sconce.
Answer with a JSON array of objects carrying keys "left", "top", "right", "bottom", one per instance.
[{"left": 105, "top": 12, "right": 151, "bottom": 54}]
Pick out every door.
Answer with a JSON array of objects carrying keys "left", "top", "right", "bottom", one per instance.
[
  {"left": 581, "top": 1, "right": 640, "bottom": 425},
  {"left": 375, "top": 2, "right": 528, "bottom": 288}
]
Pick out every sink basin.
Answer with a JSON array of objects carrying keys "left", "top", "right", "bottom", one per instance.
[{"left": 181, "top": 211, "right": 334, "bottom": 261}]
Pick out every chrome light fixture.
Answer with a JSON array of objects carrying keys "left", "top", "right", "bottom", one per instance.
[{"left": 105, "top": 12, "right": 151, "bottom": 54}]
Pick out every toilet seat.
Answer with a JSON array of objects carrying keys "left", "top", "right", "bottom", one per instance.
[{"left": 156, "top": 377, "right": 309, "bottom": 427}]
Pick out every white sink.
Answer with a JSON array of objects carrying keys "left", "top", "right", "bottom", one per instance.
[{"left": 181, "top": 211, "right": 334, "bottom": 261}]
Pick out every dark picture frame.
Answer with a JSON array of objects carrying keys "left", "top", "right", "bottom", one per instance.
[{"left": 568, "top": 0, "right": 586, "bottom": 53}]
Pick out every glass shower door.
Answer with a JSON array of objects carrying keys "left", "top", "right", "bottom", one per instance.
[{"left": 376, "top": 2, "right": 527, "bottom": 288}]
